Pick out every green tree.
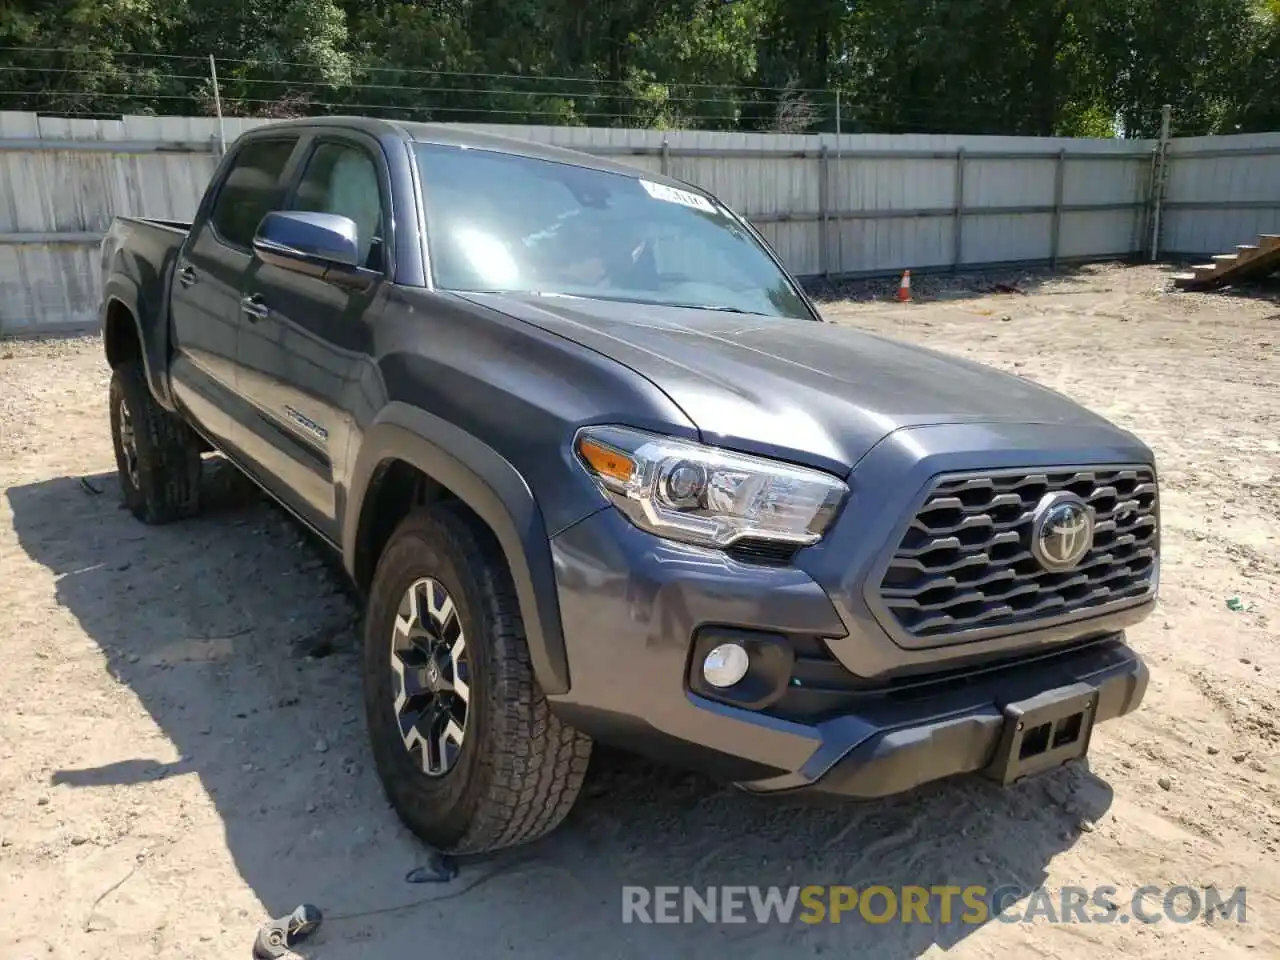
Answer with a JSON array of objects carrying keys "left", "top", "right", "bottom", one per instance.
[
  {"left": 1087, "top": 0, "right": 1264, "bottom": 136},
  {"left": 176, "top": 0, "right": 350, "bottom": 116},
  {"left": 0, "top": 0, "right": 1277, "bottom": 136}
]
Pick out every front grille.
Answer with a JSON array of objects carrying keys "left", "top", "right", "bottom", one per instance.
[{"left": 877, "top": 467, "right": 1158, "bottom": 640}]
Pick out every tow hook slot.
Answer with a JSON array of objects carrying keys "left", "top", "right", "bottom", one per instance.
[{"left": 982, "top": 682, "right": 1097, "bottom": 786}]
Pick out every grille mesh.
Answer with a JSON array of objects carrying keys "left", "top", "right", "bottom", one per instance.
[{"left": 877, "top": 467, "right": 1158, "bottom": 639}]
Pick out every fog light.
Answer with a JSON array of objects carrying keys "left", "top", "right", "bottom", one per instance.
[{"left": 702, "top": 643, "right": 750, "bottom": 688}]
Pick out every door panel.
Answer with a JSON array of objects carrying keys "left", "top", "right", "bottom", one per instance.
[
  {"left": 169, "top": 136, "right": 299, "bottom": 453},
  {"left": 233, "top": 137, "right": 389, "bottom": 541},
  {"left": 168, "top": 225, "right": 246, "bottom": 447},
  {"left": 235, "top": 261, "right": 379, "bottom": 537}
]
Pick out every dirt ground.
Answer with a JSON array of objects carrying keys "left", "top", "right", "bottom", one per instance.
[{"left": 1, "top": 261, "right": 1278, "bottom": 959}]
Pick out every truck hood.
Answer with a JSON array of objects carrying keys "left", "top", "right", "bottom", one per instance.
[{"left": 459, "top": 292, "right": 1123, "bottom": 475}]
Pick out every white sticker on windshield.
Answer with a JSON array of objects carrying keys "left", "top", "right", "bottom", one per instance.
[{"left": 639, "top": 179, "right": 719, "bottom": 215}]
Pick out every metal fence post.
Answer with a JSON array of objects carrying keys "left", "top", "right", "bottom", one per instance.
[
  {"left": 1137, "top": 147, "right": 1157, "bottom": 256},
  {"left": 209, "top": 54, "right": 226, "bottom": 155},
  {"left": 1149, "top": 103, "right": 1172, "bottom": 261},
  {"left": 1050, "top": 148, "right": 1066, "bottom": 267},
  {"left": 660, "top": 137, "right": 670, "bottom": 177},
  {"left": 834, "top": 94, "right": 844, "bottom": 275},
  {"left": 819, "top": 143, "right": 830, "bottom": 277},
  {"left": 952, "top": 148, "right": 966, "bottom": 269}
]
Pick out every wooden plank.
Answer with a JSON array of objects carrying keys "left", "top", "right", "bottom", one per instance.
[
  {"left": 1215, "top": 241, "right": 1280, "bottom": 286},
  {"left": 1182, "top": 238, "right": 1280, "bottom": 292}
]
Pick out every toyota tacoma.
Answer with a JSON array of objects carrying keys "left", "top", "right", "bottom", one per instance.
[{"left": 98, "top": 117, "right": 1156, "bottom": 853}]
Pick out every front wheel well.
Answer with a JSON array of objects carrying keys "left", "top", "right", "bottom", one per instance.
[{"left": 353, "top": 459, "right": 503, "bottom": 593}]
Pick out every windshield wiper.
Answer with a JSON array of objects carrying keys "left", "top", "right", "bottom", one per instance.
[
  {"left": 661, "top": 302, "right": 767, "bottom": 315},
  {"left": 453, "top": 288, "right": 586, "bottom": 301},
  {"left": 454, "top": 289, "right": 773, "bottom": 317},
  {"left": 543, "top": 292, "right": 771, "bottom": 315}
]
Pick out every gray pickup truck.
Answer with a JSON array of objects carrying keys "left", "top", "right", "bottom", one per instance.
[{"left": 99, "top": 117, "right": 1156, "bottom": 854}]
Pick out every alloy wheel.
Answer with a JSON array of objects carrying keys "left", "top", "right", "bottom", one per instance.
[
  {"left": 390, "top": 577, "right": 471, "bottom": 776},
  {"left": 118, "top": 399, "right": 140, "bottom": 488}
]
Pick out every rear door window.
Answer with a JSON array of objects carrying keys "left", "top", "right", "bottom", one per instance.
[{"left": 208, "top": 138, "right": 299, "bottom": 249}]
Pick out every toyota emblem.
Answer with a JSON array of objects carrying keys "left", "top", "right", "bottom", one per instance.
[{"left": 1031, "top": 492, "right": 1095, "bottom": 571}]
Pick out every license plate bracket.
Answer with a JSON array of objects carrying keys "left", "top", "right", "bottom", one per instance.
[{"left": 982, "top": 682, "right": 1097, "bottom": 786}]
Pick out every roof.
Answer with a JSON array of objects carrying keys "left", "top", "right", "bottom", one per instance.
[
  {"left": 242, "top": 115, "right": 679, "bottom": 186},
  {"left": 397, "top": 121, "right": 658, "bottom": 180}
]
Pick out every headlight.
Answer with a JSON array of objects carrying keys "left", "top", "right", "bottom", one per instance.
[{"left": 573, "top": 426, "right": 848, "bottom": 549}]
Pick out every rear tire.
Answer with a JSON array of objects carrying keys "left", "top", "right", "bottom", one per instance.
[
  {"left": 363, "top": 504, "right": 591, "bottom": 854},
  {"left": 108, "top": 360, "right": 202, "bottom": 524}
]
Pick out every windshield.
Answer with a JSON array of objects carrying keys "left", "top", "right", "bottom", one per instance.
[{"left": 415, "top": 143, "right": 813, "bottom": 320}]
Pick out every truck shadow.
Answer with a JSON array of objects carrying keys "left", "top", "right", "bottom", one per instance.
[{"left": 8, "top": 467, "right": 1115, "bottom": 959}]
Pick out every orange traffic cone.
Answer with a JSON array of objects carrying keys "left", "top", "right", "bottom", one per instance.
[{"left": 896, "top": 269, "right": 912, "bottom": 302}]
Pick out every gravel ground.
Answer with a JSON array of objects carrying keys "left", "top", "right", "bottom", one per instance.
[{"left": 1, "top": 262, "right": 1278, "bottom": 959}]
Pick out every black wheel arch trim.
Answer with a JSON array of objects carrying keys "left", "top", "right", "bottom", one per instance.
[
  {"left": 99, "top": 259, "right": 178, "bottom": 411},
  {"left": 345, "top": 401, "right": 571, "bottom": 696}
]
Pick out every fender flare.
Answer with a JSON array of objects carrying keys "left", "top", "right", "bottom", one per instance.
[
  {"left": 100, "top": 276, "right": 176, "bottom": 410},
  {"left": 344, "top": 402, "right": 570, "bottom": 695}
]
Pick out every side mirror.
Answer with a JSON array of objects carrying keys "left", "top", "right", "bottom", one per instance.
[{"left": 252, "top": 211, "right": 366, "bottom": 283}]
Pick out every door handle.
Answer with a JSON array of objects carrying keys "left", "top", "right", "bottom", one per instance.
[
  {"left": 240, "top": 293, "right": 270, "bottom": 321},
  {"left": 178, "top": 263, "right": 197, "bottom": 287}
]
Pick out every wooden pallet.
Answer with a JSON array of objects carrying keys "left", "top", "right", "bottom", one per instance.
[{"left": 1173, "top": 233, "right": 1280, "bottom": 291}]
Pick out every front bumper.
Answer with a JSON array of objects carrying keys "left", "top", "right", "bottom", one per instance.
[
  {"left": 547, "top": 508, "right": 1150, "bottom": 795},
  {"left": 741, "top": 636, "right": 1147, "bottom": 796}
]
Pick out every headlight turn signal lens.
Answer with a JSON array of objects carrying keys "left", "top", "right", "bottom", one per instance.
[{"left": 574, "top": 426, "right": 848, "bottom": 549}]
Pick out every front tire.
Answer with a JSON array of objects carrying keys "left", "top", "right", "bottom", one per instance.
[
  {"left": 363, "top": 505, "right": 591, "bottom": 853},
  {"left": 108, "top": 360, "right": 202, "bottom": 524}
]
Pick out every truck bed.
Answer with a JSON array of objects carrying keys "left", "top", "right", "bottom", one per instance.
[
  {"left": 100, "top": 216, "right": 190, "bottom": 264},
  {"left": 127, "top": 217, "right": 192, "bottom": 234}
]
